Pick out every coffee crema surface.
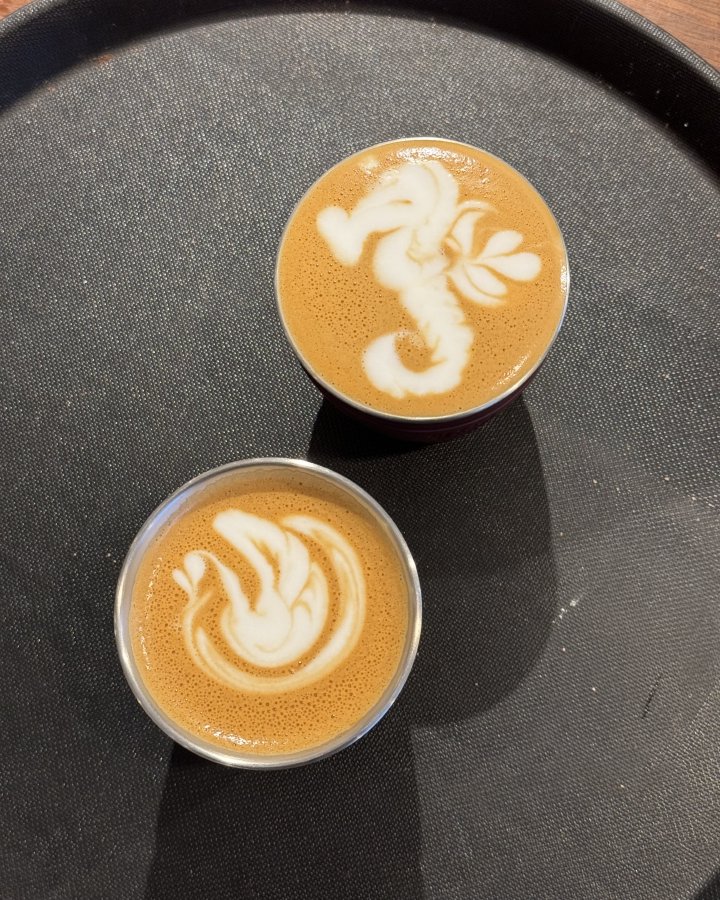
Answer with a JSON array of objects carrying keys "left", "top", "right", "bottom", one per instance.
[
  {"left": 277, "top": 138, "right": 568, "bottom": 418},
  {"left": 130, "top": 469, "right": 410, "bottom": 755}
]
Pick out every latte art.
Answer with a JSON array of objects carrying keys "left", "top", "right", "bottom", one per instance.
[
  {"left": 317, "top": 159, "right": 541, "bottom": 399},
  {"left": 173, "top": 510, "right": 366, "bottom": 693},
  {"left": 127, "top": 465, "right": 413, "bottom": 757},
  {"left": 277, "top": 139, "right": 568, "bottom": 420}
]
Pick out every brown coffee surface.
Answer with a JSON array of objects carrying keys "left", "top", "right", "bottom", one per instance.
[
  {"left": 130, "top": 469, "right": 410, "bottom": 756},
  {"left": 277, "top": 138, "right": 568, "bottom": 418}
]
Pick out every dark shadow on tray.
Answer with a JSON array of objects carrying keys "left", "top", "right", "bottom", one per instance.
[
  {"left": 695, "top": 870, "right": 720, "bottom": 900},
  {"left": 144, "top": 397, "right": 557, "bottom": 899},
  {"left": 145, "top": 719, "right": 420, "bottom": 900}
]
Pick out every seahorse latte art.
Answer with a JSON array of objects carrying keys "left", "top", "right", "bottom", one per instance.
[
  {"left": 172, "top": 510, "right": 366, "bottom": 693},
  {"left": 316, "top": 159, "right": 542, "bottom": 398}
]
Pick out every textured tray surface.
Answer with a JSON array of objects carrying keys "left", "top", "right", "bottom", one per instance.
[{"left": 1, "top": 2, "right": 719, "bottom": 897}]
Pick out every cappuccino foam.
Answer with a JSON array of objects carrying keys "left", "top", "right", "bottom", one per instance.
[
  {"left": 130, "top": 470, "right": 409, "bottom": 756},
  {"left": 278, "top": 138, "right": 568, "bottom": 418}
]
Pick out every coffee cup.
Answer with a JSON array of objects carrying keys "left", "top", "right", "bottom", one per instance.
[
  {"left": 115, "top": 458, "right": 421, "bottom": 768},
  {"left": 276, "top": 137, "right": 569, "bottom": 440}
]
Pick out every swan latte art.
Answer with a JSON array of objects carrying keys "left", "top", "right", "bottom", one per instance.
[
  {"left": 129, "top": 467, "right": 411, "bottom": 756},
  {"left": 277, "top": 138, "right": 568, "bottom": 418}
]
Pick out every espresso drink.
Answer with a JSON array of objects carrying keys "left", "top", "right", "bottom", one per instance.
[
  {"left": 277, "top": 138, "right": 568, "bottom": 418},
  {"left": 129, "top": 467, "right": 411, "bottom": 756}
]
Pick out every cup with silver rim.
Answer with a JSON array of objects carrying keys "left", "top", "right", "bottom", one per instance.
[
  {"left": 275, "top": 137, "right": 570, "bottom": 441},
  {"left": 115, "top": 458, "right": 422, "bottom": 768}
]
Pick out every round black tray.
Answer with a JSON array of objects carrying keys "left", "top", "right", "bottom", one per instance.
[{"left": 1, "top": 2, "right": 718, "bottom": 898}]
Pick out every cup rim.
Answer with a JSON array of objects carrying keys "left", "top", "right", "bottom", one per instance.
[
  {"left": 275, "top": 136, "right": 570, "bottom": 425},
  {"left": 114, "top": 457, "right": 422, "bottom": 769}
]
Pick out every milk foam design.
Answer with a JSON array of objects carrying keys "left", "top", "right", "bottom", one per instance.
[
  {"left": 317, "top": 159, "right": 542, "bottom": 399},
  {"left": 173, "top": 510, "right": 366, "bottom": 693}
]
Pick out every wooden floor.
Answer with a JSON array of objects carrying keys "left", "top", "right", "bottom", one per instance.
[{"left": 626, "top": 0, "right": 719, "bottom": 68}]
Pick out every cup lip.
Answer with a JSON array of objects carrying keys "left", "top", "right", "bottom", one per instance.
[
  {"left": 275, "top": 136, "right": 570, "bottom": 425},
  {"left": 115, "top": 457, "right": 422, "bottom": 769}
]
